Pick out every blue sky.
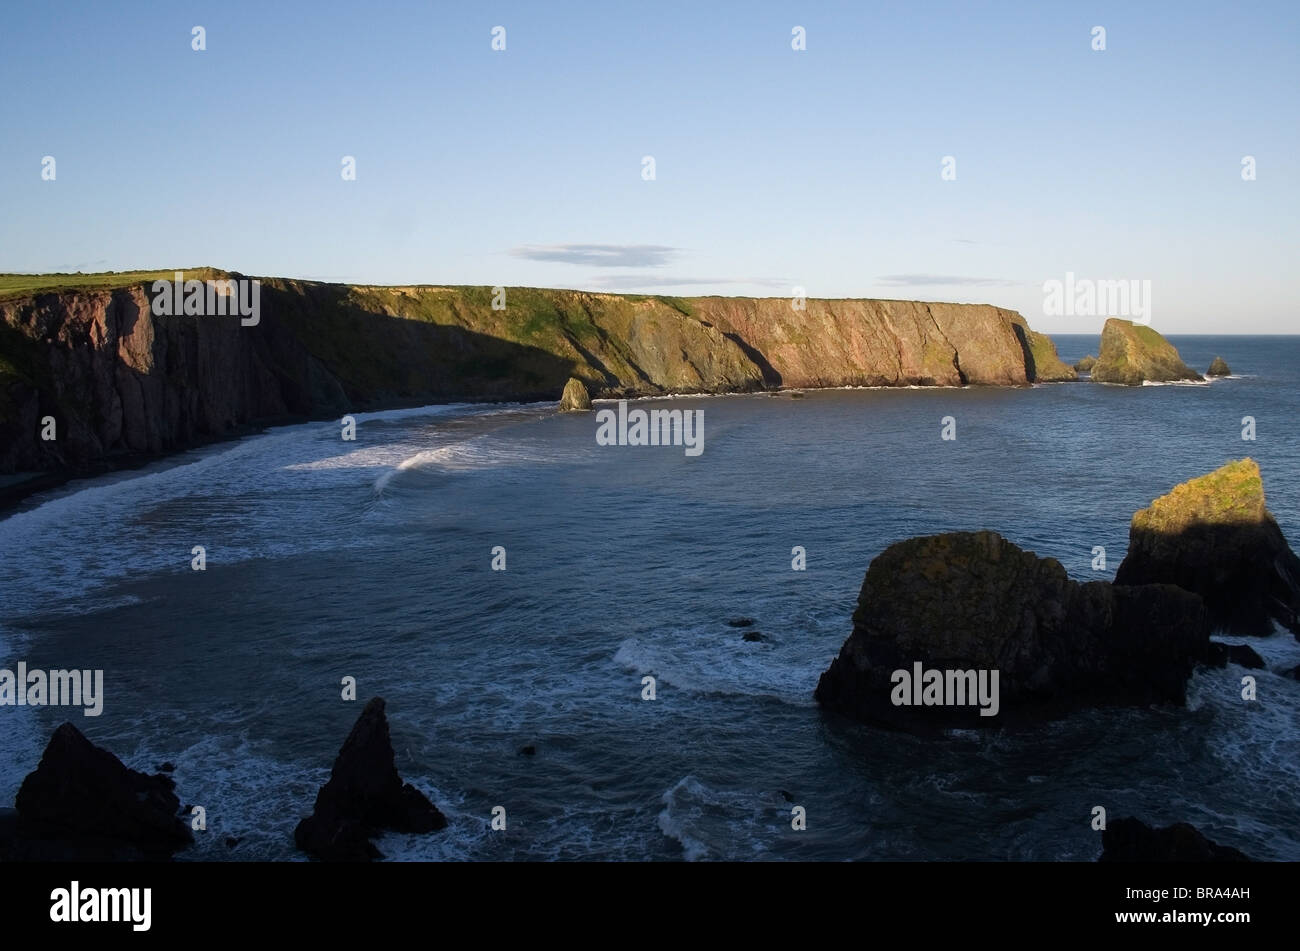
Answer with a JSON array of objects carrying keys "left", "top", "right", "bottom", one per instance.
[{"left": 1, "top": 0, "right": 1296, "bottom": 332}]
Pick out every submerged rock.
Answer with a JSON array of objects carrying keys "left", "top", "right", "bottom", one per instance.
[
  {"left": 1099, "top": 818, "right": 1251, "bottom": 862},
  {"left": 1207, "top": 356, "right": 1231, "bottom": 376},
  {"left": 742, "top": 631, "right": 765, "bottom": 642},
  {"left": 814, "top": 531, "right": 1209, "bottom": 728},
  {"left": 295, "top": 697, "right": 447, "bottom": 862},
  {"left": 1090, "top": 319, "right": 1202, "bottom": 385},
  {"left": 1073, "top": 354, "right": 1097, "bottom": 372},
  {"left": 558, "top": 376, "right": 592, "bottom": 412},
  {"left": 1205, "top": 642, "right": 1265, "bottom": 669},
  {"left": 726, "top": 617, "right": 755, "bottom": 628},
  {"left": 6, "top": 723, "right": 192, "bottom": 861},
  {"left": 1115, "top": 459, "right": 1300, "bottom": 638}
]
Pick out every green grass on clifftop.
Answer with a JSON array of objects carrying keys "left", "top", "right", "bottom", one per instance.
[
  {"left": 0, "top": 269, "right": 227, "bottom": 301},
  {"left": 1132, "top": 458, "right": 1267, "bottom": 531}
]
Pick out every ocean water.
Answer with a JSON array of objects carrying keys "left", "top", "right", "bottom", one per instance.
[{"left": 1, "top": 335, "right": 1298, "bottom": 862}]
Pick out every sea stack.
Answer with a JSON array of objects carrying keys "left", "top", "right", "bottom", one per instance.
[
  {"left": 813, "top": 531, "right": 1209, "bottom": 728},
  {"left": 1074, "top": 355, "right": 1097, "bottom": 372},
  {"left": 1115, "top": 459, "right": 1300, "bottom": 638},
  {"left": 6, "top": 723, "right": 193, "bottom": 861},
  {"left": 558, "top": 376, "right": 592, "bottom": 412},
  {"left": 295, "top": 697, "right": 447, "bottom": 861},
  {"left": 1207, "top": 356, "right": 1231, "bottom": 376},
  {"left": 1090, "top": 319, "right": 1202, "bottom": 385},
  {"left": 1099, "top": 818, "right": 1251, "bottom": 862}
]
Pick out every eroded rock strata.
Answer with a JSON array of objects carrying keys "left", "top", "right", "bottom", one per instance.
[{"left": 0, "top": 273, "right": 1074, "bottom": 475}]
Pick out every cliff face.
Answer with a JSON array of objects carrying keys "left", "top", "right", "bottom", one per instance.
[{"left": 0, "top": 273, "right": 1071, "bottom": 475}]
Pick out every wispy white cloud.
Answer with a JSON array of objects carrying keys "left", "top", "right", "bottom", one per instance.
[{"left": 509, "top": 244, "right": 680, "bottom": 268}]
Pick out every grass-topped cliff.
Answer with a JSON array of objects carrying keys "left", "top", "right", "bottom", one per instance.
[{"left": 0, "top": 269, "right": 1075, "bottom": 476}]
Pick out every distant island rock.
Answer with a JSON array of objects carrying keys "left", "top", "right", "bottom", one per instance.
[
  {"left": 813, "top": 530, "right": 1208, "bottom": 728},
  {"left": 1073, "top": 354, "right": 1096, "bottom": 372},
  {"left": 1099, "top": 817, "right": 1252, "bottom": 862},
  {"left": 2, "top": 722, "right": 192, "bottom": 861},
  {"left": 1090, "top": 318, "right": 1202, "bottom": 385},
  {"left": 1207, "top": 356, "right": 1231, "bottom": 376},
  {"left": 558, "top": 376, "right": 592, "bottom": 411},
  {"left": 1115, "top": 458, "right": 1300, "bottom": 638},
  {"left": 0, "top": 272, "right": 1076, "bottom": 479},
  {"left": 295, "top": 697, "right": 447, "bottom": 861}
]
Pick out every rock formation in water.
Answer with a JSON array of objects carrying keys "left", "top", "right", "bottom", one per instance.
[
  {"left": 1074, "top": 354, "right": 1096, "bottom": 372},
  {"left": 1207, "top": 356, "right": 1231, "bottom": 376},
  {"left": 1099, "top": 817, "right": 1252, "bottom": 862},
  {"left": 2, "top": 722, "right": 192, "bottom": 861},
  {"left": 1115, "top": 459, "right": 1300, "bottom": 638},
  {"left": 0, "top": 271, "right": 1075, "bottom": 477},
  {"left": 557, "top": 376, "right": 592, "bottom": 412},
  {"left": 813, "top": 531, "right": 1209, "bottom": 728},
  {"left": 1089, "top": 318, "right": 1202, "bottom": 385},
  {"left": 295, "top": 697, "right": 447, "bottom": 862},
  {"left": 1205, "top": 641, "right": 1265, "bottom": 669}
]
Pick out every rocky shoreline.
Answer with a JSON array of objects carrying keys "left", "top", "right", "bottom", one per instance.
[{"left": 3, "top": 457, "right": 1287, "bottom": 863}]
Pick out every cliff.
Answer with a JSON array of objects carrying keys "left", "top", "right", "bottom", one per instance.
[{"left": 0, "top": 270, "right": 1073, "bottom": 475}]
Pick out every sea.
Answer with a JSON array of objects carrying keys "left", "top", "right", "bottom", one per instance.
[{"left": 1, "top": 335, "right": 1297, "bottom": 861}]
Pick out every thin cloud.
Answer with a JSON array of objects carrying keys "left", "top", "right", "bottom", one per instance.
[
  {"left": 876, "top": 274, "right": 1022, "bottom": 288},
  {"left": 584, "top": 274, "right": 791, "bottom": 290},
  {"left": 509, "top": 244, "right": 680, "bottom": 268}
]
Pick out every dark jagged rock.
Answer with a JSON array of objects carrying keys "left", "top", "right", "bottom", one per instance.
[
  {"left": 1091, "top": 319, "right": 1202, "bottom": 385},
  {"left": 5, "top": 722, "right": 192, "bottom": 861},
  {"left": 1207, "top": 356, "right": 1231, "bottom": 376},
  {"left": 1115, "top": 459, "right": 1300, "bottom": 638},
  {"left": 158, "top": 761, "right": 175, "bottom": 773},
  {"left": 742, "top": 631, "right": 765, "bottom": 642},
  {"left": 557, "top": 376, "right": 592, "bottom": 412},
  {"left": 1205, "top": 642, "right": 1265, "bottom": 669},
  {"left": 814, "top": 531, "right": 1210, "bottom": 728},
  {"left": 1099, "top": 818, "right": 1252, "bottom": 862},
  {"left": 295, "top": 697, "right": 447, "bottom": 862},
  {"left": 519, "top": 745, "right": 537, "bottom": 756},
  {"left": 726, "top": 617, "right": 755, "bottom": 628},
  {"left": 1074, "top": 354, "right": 1097, "bottom": 372}
]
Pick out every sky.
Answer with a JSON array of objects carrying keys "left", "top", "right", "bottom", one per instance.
[{"left": 1, "top": 1, "right": 1296, "bottom": 333}]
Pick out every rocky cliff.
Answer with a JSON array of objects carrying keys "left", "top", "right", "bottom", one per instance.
[
  {"left": 814, "top": 531, "right": 1210, "bottom": 728},
  {"left": 0, "top": 271, "right": 1073, "bottom": 475},
  {"left": 1090, "top": 318, "right": 1201, "bottom": 385},
  {"left": 1115, "top": 459, "right": 1300, "bottom": 638}
]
